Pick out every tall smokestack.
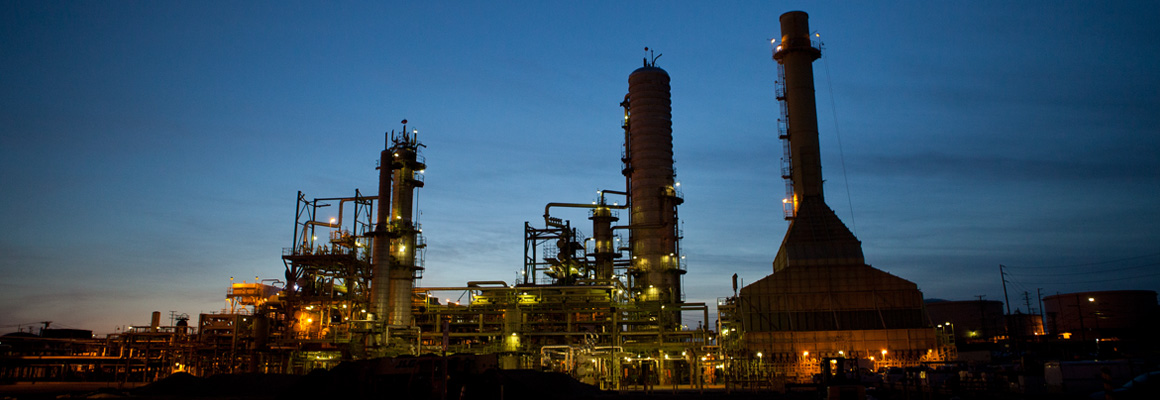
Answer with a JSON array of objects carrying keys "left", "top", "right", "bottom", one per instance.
[
  {"left": 624, "top": 58, "right": 684, "bottom": 327},
  {"left": 775, "top": 11, "right": 824, "bottom": 202},
  {"left": 772, "top": 11, "right": 864, "bottom": 271}
]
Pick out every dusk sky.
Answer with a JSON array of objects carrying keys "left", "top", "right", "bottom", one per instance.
[{"left": 3, "top": 1, "right": 1158, "bottom": 334}]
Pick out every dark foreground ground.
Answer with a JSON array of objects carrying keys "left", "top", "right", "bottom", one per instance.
[{"left": 0, "top": 372, "right": 1097, "bottom": 400}]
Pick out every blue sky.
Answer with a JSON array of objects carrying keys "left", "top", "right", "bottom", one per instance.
[{"left": 2, "top": 1, "right": 1158, "bottom": 333}]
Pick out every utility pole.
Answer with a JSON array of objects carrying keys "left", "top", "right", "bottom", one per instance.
[
  {"left": 975, "top": 295, "right": 987, "bottom": 340},
  {"left": 999, "top": 265, "right": 1011, "bottom": 315},
  {"left": 1036, "top": 288, "right": 1044, "bottom": 333}
]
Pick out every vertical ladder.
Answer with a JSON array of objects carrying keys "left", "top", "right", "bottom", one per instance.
[{"left": 775, "top": 63, "right": 795, "bottom": 220}]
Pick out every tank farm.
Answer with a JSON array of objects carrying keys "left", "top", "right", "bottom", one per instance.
[{"left": 2, "top": 12, "right": 955, "bottom": 389}]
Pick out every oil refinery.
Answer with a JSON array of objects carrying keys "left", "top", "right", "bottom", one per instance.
[{"left": 3, "top": 11, "right": 1157, "bottom": 398}]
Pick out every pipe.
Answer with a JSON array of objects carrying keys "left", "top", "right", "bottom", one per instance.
[
  {"left": 467, "top": 281, "right": 510, "bottom": 288},
  {"left": 544, "top": 201, "right": 630, "bottom": 280},
  {"left": 299, "top": 196, "right": 369, "bottom": 248}
]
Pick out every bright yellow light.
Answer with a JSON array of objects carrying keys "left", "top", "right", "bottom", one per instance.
[
  {"left": 881, "top": 349, "right": 887, "bottom": 355},
  {"left": 329, "top": 217, "right": 336, "bottom": 223},
  {"left": 1088, "top": 297, "right": 1095, "bottom": 302},
  {"left": 803, "top": 351, "right": 809, "bottom": 357},
  {"left": 306, "top": 318, "right": 313, "bottom": 323},
  {"left": 756, "top": 352, "right": 762, "bottom": 358}
]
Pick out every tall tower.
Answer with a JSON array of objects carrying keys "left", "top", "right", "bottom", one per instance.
[
  {"left": 772, "top": 11, "right": 863, "bottom": 271},
  {"left": 623, "top": 57, "right": 684, "bottom": 326},
  {"left": 386, "top": 127, "right": 425, "bottom": 327},
  {"left": 370, "top": 123, "right": 426, "bottom": 328},
  {"left": 370, "top": 135, "right": 393, "bottom": 323},
  {"left": 736, "top": 13, "right": 937, "bottom": 375}
]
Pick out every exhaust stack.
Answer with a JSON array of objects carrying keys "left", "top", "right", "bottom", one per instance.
[{"left": 771, "top": 11, "right": 864, "bottom": 271}]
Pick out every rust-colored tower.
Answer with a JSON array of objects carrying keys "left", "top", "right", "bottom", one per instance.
[{"left": 623, "top": 59, "right": 684, "bottom": 326}]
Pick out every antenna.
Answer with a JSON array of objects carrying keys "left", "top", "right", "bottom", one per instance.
[{"left": 643, "top": 47, "right": 662, "bottom": 67}]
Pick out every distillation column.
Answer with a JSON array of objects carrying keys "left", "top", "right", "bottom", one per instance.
[
  {"left": 370, "top": 136, "right": 394, "bottom": 323},
  {"left": 589, "top": 203, "right": 618, "bottom": 280},
  {"left": 624, "top": 62, "right": 684, "bottom": 326},
  {"left": 386, "top": 128, "right": 425, "bottom": 327}
]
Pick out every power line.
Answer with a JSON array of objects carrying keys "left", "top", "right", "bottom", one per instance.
[
  {"left": 1005, "top": 252, "right": 1160, "bottom": 269},
  {"left": 1005, "top": 262, "right": 1159, "bottom": 277},
  {"left": 820, "top": 39, "right": 857, "bottom": 236},
  {"left": 1011, "top": 271, "right": 1160, "bottom": 285}
]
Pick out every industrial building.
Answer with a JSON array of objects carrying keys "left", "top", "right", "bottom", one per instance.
[
  {"left": 1042, "top": 290, "right": 1159, "bottom": 344},
  {"left": 3, "top": 11, "right": 959, "bottom": 388},
  {"left": 925, "top": 300, "right": 1007, "bottom": 344}
]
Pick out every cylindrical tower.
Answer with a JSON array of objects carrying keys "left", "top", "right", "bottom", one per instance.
[
  {"left": 589, "top": 204, "right": 618, "bottom": 280},
  {"left": 386, "top": 128, "right": 425, "bottom": 327},
  {"left": 370, "top": 139, "right": 393, "bottom": 323},
  {"left": 774, "top": 11, "right": 824, "bottom": 203},
  {"left": 625, "top": 61, "right": 684, "bottom": 325}
]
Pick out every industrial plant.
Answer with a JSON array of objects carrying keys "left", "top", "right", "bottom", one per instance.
[{"left": 3, "top": 11, "right": 1157, "bottom": 398}]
